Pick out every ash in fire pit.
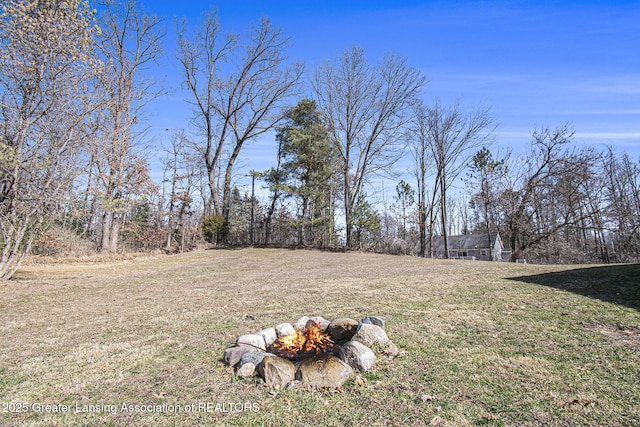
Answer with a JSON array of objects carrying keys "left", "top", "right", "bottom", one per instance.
[{"left": 223, "top": 315, "right": 399, "bottom": 390}]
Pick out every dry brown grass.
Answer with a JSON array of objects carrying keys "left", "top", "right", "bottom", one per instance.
[{"left": 1, "top": 248, "right": 639, "bottom": 426}]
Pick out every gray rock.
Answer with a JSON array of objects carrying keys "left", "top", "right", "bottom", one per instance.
[
  {"left": 240, "top": 351, "right": 275, "bottom": 367},
  {"left": 295, "top": 355, "right": 354, "bottom": 389},
  {"left": 276, "top": 323, "right": 295, "bottom": 337},
  {"left": 327, "top": 318, "right": 359, "bottom": 342},
  {"left": 257, "top": 327, "right": 277, "bottom": 346},
  {"left": 309, "top": 316, "right": 330, "bottom": 331},
  {"left": 360, "top": 316, "right": 385, "bottom": 330},
  {"left": 258, "top": 356, "right": 296, "bottom": 390},
  {"left": 236, "top": 334, "right": 266, "bottom": 351},
  {"left": 223, "top": 345, "right": 260, "bottom": 367},
  {"left": 236, "top": 362, "right": 256, "bottom": 378},
  {"left": 294, "top": 316, "right": 310, "bottom": 331},
  {"left": 338, "top": 340, "right": 377, "bottom": 372},
  {"left": 352, "top": 323, "right": 390, "bottom": 347}
]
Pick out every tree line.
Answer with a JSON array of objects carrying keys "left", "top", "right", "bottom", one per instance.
[{"left": 1, "top": 0, "right": 638, "bottom": 279}]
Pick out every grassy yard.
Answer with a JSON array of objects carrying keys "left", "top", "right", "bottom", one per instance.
[{"left": 1, "top": 248, "right": 638, "bottom": 426}]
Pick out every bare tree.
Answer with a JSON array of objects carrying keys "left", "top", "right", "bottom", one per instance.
[
  {"left": 424, "top": 99, "right": 494, "bottom": 258},
  {"left": 501, "top": 124, "right": 603, "bottom": 261},
  {"left": 0, "top": 0, "right": 98, "bottom": 279},
  {"left": 410, "top": 101, "right": 436, "bottom": 257},
  {"left": 260, "top": 138, "right": 286, "bottom": 246},
  {"left": 313, "top": 46, "right": 425, "bottom": 248},
  {"left": 160, "top": 129, "right": 199, "bottom": 251},
  {"left": 177, "top": 11, "right": 303, "bottom": 235},
  {"left": 603, "top": 148, "right": 640, "bottom": 261},
  {"left": 87, "top": 0, "right": 164, "bottom": 253},
  {"left": 582, "top": 162, "right": 609, "bottom": 262}
]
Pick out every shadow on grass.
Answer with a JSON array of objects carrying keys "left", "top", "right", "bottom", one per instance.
[{"left": 508, "top": 264, "right": 640, "bottom": 311}]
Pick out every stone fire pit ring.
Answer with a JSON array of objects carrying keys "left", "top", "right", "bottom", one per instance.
[{"left": 223, "top": 315, "right": 399, "bottom": 390}]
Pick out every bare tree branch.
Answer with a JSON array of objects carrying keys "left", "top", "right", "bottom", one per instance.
[
  {"left": 313, "top": 46, "right": 425, "bottom": 248},
  {"left": 177, "top": 13, "right": 303, "bottom": 232}
]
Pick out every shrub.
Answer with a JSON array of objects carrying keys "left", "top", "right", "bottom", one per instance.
[
  {"left": 202, "top": 215, "right": 228, "bottom": 244},
  {"left": 31, "top": 226, "right": 97, "bottom": 258}
]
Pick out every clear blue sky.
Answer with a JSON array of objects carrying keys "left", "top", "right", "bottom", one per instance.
[{"left": 143, "top": 0, "right": 640, "bottom": 193}]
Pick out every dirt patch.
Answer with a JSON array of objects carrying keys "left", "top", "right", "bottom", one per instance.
[{"left": 586, "top": 322, "right": 640, "bottom": 350}]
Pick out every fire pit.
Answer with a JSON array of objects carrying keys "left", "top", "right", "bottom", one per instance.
[
  {"left": 223, "top": 315, "right": 398, "bottom": 390},
  {"left": 269, "top": 320, "right": 334, "bottom": 360}
]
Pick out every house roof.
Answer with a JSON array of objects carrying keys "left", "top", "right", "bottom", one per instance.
[{"left": 433, "top": 233, "right": 501, "bottom": 251}]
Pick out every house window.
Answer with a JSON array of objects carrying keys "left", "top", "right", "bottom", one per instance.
[
  {"left": 457, "top": 251, "right": 468, "bottom": 258},
  {"left": 480, "top": 250, "right": 488, "bottom": 256}
]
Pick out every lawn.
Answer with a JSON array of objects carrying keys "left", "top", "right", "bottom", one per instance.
[{"left": 1, "top": 248, "right": 638, "bottom": 426}]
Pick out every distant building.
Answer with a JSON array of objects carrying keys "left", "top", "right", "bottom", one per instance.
[{"left": 433, "top": 233, "right": 505, "bottom": 261}]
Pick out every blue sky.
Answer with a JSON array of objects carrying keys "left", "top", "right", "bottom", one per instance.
[{"left": 144, "top": 0, "right": 640, "bottom": 195}]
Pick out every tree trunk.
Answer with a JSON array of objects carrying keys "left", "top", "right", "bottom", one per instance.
[
  {"left": 100, "top": 211, "right": 113, "bottom": 252},
  {"left": 485, "top": 205, "right": 493, "bottom": 261},
  {"left": 221, "top": 141, "right": 243, "bottom": 240},
  {"left": 419, "top": 206, "right": 426, "bottom": 257},
  {"left": 100, "top": 211, "right": 120, "bottom": 252},
  {"left": 440, "top": 174, "right": 449, "bottom": 259},
  {"left": 343, "top": 169, "right": 352, "bottom": 249},
  {"left": 264, "top": 195, "right": 277, "bottom": 245},
  {"left": 298, "top": 196, "right": 308, "bottom": 247}
]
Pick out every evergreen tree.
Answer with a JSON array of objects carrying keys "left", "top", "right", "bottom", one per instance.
[
  {"left": 466, "top": 147, "right": 506, "bottom": 260},
  {"left": 393, "top": 180, "right": 415, "bottom": 241},
  {"left": 276, "top": 99, "right": 337, "bottom": 247}
]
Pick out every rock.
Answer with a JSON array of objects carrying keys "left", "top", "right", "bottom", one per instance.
[
  {"left": 328, "top": 318, "right": 359, "bottom": 342},
  {"left": 236, "top": 362, "right": 256, "bottom": 378},
  {"left": 236, "top": 334, "right": 266, "bottom": 351},
  {"left": 295, "top": 355, "right": 354, "bottom": 389},
  {"left": 352, "top": 323, "right": 398, "bottom": 357},
  {"left": 337, "top": 340, "right": 377, "bottom": 372},
  {"left": 258, "top": 356, "right": 296, "bottom": 390},
  {"left": 352, "top": 323, "right": 390, "bottom": 347},
  {"left": 360, "top": 316, "right": 385, "bottom": 330},
  {"left": 276, "top": 323, "right": 295, "bottom": 337},
  {"left": 379, "top": 341, "right": 399, "bottom": 358},
  {"left": 294, "top": 316, "right": 310, "bottom": 331},
  {"left": 257, "top": 327, "right": 277, "bottom": 346},
  {"left": 240, "top": 351, "right": 275, "bottom": 367},
  {"left": 223, "top": 345, "right": 260, "bottom": 367},
  {"left": 309, "top": 316, "right": 330, "bottom": 331}
]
